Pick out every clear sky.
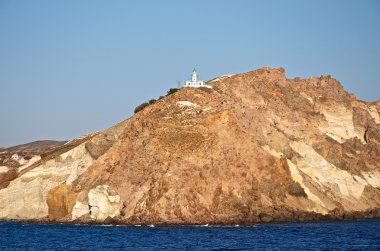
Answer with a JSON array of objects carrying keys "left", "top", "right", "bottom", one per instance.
[{"left": 1, "top": 0, "right": 380, "bottom": 147}]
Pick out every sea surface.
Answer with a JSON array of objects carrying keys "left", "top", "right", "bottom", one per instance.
[{"left": 0, "top": 220, "right": 379, "bottom": 250}]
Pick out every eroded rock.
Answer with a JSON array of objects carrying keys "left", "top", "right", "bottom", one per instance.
[
  {"left": 0, "top": 143, "right": 94, "bottom": 219},
  {"left": 72, "top": 201, "right": 89, "bottom": 220},
  {"left": 88, "top": 185, "right": 122, "bottom": 222},
  {"left": 47, "top": 184, "right": 77, "bottom": 219}
]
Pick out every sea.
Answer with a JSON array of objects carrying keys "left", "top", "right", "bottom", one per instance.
[{"left": 0, "top": 219, "right": 379, "bottom": 250}]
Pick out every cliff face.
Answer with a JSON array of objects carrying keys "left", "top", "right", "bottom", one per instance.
[{"left": 1, "top": 67, "right": 380, "bottom": 224}]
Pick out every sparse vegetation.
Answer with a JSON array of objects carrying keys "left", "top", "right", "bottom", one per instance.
[
  {"left": 166, "top": 88, "right": 178, "bottom": 96},
  {"left": 134, "top": 102, "right": 149, "bottom": 114},
  {"left": 134, "top": 87, "right": 179, "bottom": 114}
]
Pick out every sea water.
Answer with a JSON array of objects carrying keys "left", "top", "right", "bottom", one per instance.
[{"left": 0, "top": 219, "right": 379, "bottom": 250}]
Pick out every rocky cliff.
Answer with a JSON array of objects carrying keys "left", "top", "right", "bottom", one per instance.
[{"left": 1, "top": 67, "right": 380, "bottom": 225}]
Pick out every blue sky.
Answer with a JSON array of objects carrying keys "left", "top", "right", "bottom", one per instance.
[{"left": 1, "top": 0, "right": 379, "bottom": 147}]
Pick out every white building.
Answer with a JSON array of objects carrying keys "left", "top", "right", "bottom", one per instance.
[
  {"left": 184, "top": 69, "right": 212, "bottom": 89},
  {"left": 11, "top": 153, "right": 19, "bottom": 160}
]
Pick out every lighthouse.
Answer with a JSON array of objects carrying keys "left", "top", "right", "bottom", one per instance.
[
  {"left": 191, "top": 69, "right": 198, "bottom": 82},
  {"left": 184, "top": 69, "right": 212, "bottom": 88}
]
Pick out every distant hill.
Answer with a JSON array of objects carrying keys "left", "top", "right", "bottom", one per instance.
[{"left": 3, "top": 140, "right": 67, "bottom": 154}]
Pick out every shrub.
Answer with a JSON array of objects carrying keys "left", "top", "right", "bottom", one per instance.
[
  {"left": 166, "top": 88, "right": 178, "bottom": 96},
  {"left": 148, "top": 99, "right": 157, "bottom": 105},
  {"left": 134, "top": 102, "right": 149, "bottom": 114},
  {"left": 133, "top": 87, "right": 179, "bottom": 114}
]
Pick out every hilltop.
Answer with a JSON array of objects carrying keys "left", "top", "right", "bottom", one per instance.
[
  {"left": 1, "top": 140, "right": 67, "bottom": 154},
  {"left": 1, "top": 67, "right": 380, "bottom": 225}
]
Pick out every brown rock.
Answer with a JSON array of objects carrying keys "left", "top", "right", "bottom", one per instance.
[
  {"left": 0, "top": 168, "right": 18, "bottom": 189},
  {"left": 47, "top": 184, "right": 78, "bottom": 220}
]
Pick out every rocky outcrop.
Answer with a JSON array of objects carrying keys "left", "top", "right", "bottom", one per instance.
[
  {"left": 47, "top": 184, "right": 78, "bottom": 219},
  {"left": 0, "top": 167, "right": 17, "bottom": 189},
  {"left": 70, "top": 185, "right": 122, "bottom": 222},
  {"left": 1, "top": 67, "right": 379, "bottom": 225},
  {"left": 0, "top": 143, "right": 94, "bottom": 219},
  {"left": 88, "top": 185, "right": 122, "bottom": 221}
]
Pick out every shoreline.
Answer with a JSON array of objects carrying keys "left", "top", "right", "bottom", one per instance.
[{"left": 2, "top": 210, "right": 379, "bottom": 227}]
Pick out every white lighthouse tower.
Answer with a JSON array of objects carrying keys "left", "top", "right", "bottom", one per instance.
[
  {"left": 191, "top": 69, "right": 198, "bottom": 82},
  {"left": 184, "top": 69, "right": 212, "bottom": 88}
]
